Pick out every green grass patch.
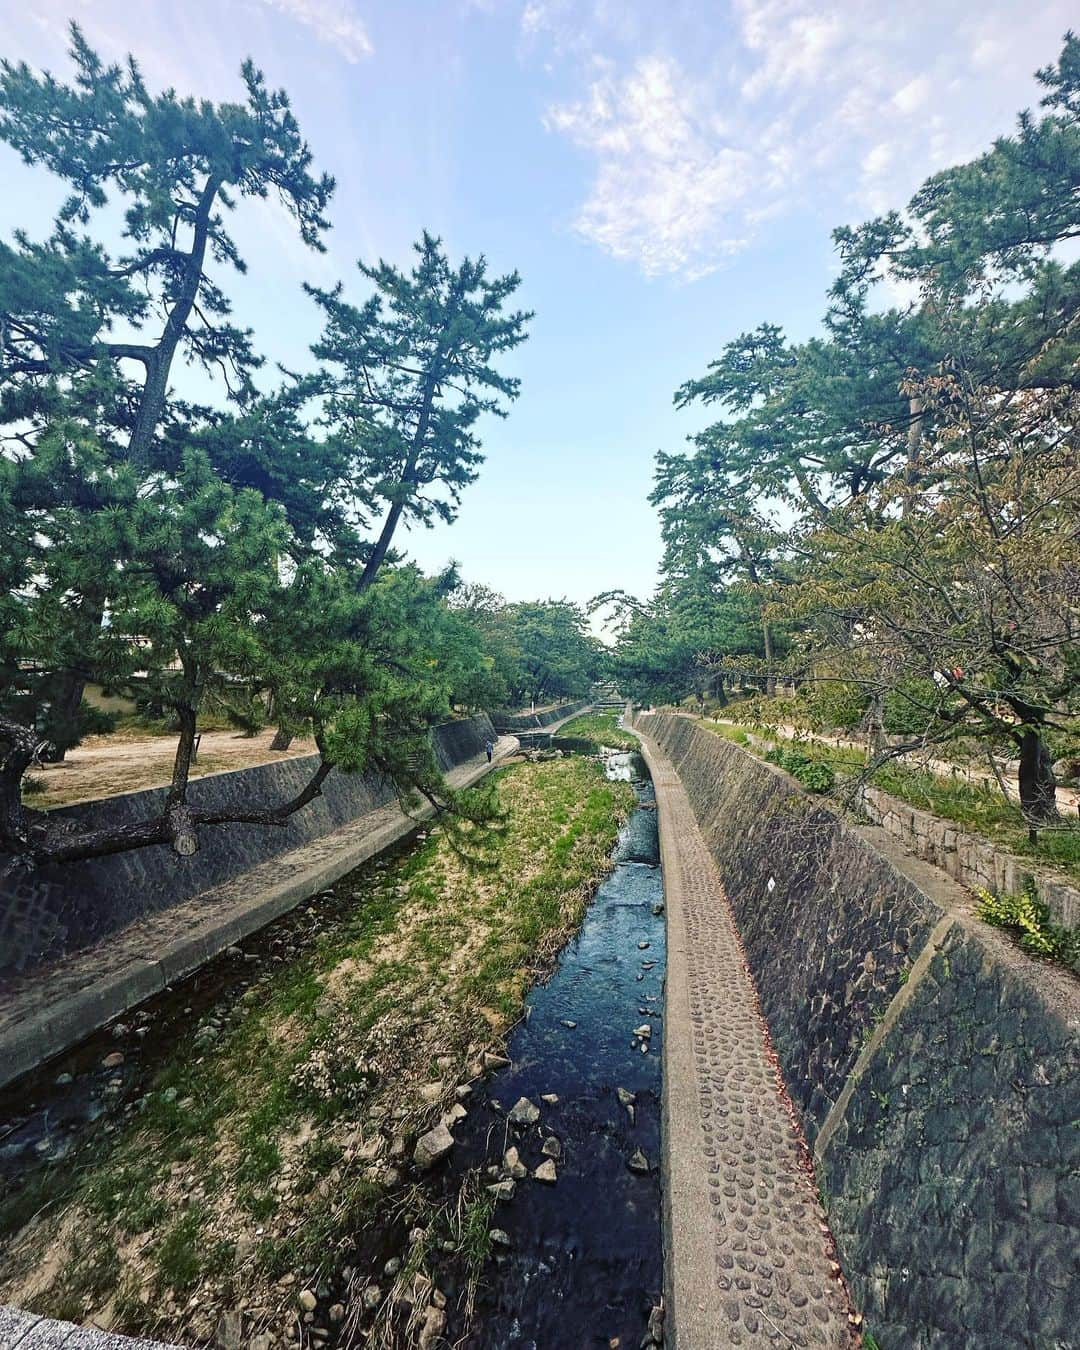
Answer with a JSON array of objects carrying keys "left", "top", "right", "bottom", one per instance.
[{"left": 557, "top": 711, "right": 636, "bottom": 749}]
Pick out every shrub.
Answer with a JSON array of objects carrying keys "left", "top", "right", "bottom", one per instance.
[
  {"left": 804, "top": 680, "right": 869, "bottom": 732},
  {"left": 976, "top": 884, "right": 1080, "bottom": 971},
  {"left": 764, "top": 746, "right": 836, "bottom": 793}
]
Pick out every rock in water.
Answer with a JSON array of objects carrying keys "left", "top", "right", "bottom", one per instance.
[
  {"left": 628, "top": 1149, "right": 650, "bottom": 1174},
  {"left": 534, "top": 1158, "right": 558, "bottom": 1183},
  {"left": 541, "top": 1135, "right": 561, "bottom": 1158},
  {"left": 413, "top": 1122, "right": 454, "bottom": 1168},
  {"left": 298, "top": 1290, "right": 317, "bottom": 1313},
  {"left": 508, "top": 1096, "right": 540, "bottom": 1126}
]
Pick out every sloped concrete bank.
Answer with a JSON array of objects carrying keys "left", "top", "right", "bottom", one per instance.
[
  {"left": 1, "top": 715, "right": 498, "bottom": 984},
  {"left": 633, "top": 711, "right": 1079, "bottom": 1349},
  {"left": 490, "top": 697, "right": 591, "bottom": 733}
]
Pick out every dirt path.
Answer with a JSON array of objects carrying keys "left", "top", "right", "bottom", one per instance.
[{"left": 28, "top": 729, "right": 318, "bottom": 808}]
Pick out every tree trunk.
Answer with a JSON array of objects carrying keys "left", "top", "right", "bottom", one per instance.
[
  {"left": 1018, "top": 728, "right": 1056, "bottom": 843},
  {"left": 271, "top": 727, "right": 294, "bottom": 751},
  {"left": 762, "top": 614, "right": 776, "bottom": 697},
  {"left": 37, "top": 669, "right": 85, "bottom": 762}
]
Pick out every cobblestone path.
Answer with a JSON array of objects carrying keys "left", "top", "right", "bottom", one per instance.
[{"left": 637, "top": 732, "right": 857, "bottom": 1349}]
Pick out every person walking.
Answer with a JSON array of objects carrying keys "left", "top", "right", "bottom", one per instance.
[{"left": 484, "top": 738, "right": 495, "bottom": 763}]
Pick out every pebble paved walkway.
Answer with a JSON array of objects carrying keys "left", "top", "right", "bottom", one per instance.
[{"left": 636, "top": 730, "right": 857, "bottom": 1349}]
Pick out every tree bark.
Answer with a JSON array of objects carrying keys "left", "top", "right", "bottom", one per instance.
[
  {"left": 271, "top": 727, "right": 294, "bottom": 751},
  {"left": 762, "top": 613, "right": 776, "bottom": 697},
  {"left": 1018, "top": 727, "right": 1057, "bottom": 843}
]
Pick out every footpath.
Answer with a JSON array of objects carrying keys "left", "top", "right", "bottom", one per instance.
[
  {"left": 634, "top": 727, "right": 857, "bottom": 1349},
  {"left": 0, "top": 736, "right": 519, "bottom": 1094}
]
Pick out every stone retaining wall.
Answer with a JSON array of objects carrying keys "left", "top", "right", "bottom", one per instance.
[
  {"left": 0, "top": 715, "right": 496, "bottom": 985},
  {"left": 489, "top": 698, "right": 590, "bottom": 733},
  {"left": 858, "top": 783, "right": 1080, "bottom": 930},
  {"left": 634, "top": 710, "right": 1079, "bottom": 1349}
]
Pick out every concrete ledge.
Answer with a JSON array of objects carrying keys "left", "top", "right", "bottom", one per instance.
[
  {"left": 0, "top": 1307, "right": 180, "bottom": 1349},
  {"left": 0, "top": 740, "right": 515, "bottom": 1092}
]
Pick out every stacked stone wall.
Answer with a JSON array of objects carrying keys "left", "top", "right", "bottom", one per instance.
[
  {"left": 859, "top": 783, "right": 1079, "bottom": 929},
  {"left": 635, "top": 710, "right": 1079, "bottom": 1348},
  {"left": 0, "top": 714, "right": 496, "bottom": 984}
]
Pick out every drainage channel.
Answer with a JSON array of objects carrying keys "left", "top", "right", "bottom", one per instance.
[
  {"left": 428, "top": 746, "right": 665, "bottom": 1348},
  {"left": 0, "top": 749, "right": 665, "bottom": 1349}
]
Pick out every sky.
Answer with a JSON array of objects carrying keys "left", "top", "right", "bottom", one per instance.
[{"left": 0, "top": 0, "right": 1074, "bottom": 618}]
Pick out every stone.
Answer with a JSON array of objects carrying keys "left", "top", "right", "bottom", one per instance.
[
  {"left": 534, "top": 1158, "right": 558, "bottom": 1183},
  {"left": 102, "top": 1051, "right": 124, "bottom": 1069},
  {"left": 384, "top": 1257, "right": 401, "bottom": 1276},
  {"left": 651, "top": 903, "right": 665, "bottom": 916},
  {"left": 503, "top": 1146, "right": 527, "bottom": 1179},
  {"left": 487, "top": 1179, "right": 516, "bottom": 1200},
  {"left": 541, "top": 1093, "right": 559, "bottom": 1104},
  {"left": 508, "top": 1096, "right": 540, "bottom": 1126},
  {"left": 541, "top": 1136, "right": 561, "bottom": 1158},
  {"left": 213, "top": 1309, "right": 243, "bottom": 1350},
  {"left": 419, "top": 1081, "right": 444, "bottom": 1103},
  {"left": 413, "top": 1123, "right": 454, "bottom": 1168},
  {"left": 454, "top": 1083, "right": 473, "bottom": 1101},
  {"left": 361, "top": 1286, "right": 381, "bottom": 1311},
  {"left": 490, "top": 1228, "right": 512, "bottom": 1247},
  {"left": 298, "top": 1290, "right": 317, "bottom": 1313},
  {"left": 483, "top": 1052, "right": 511, "bottom": 1070},
  {"left": 638, "top": 941, "right": 650, "bottom": 950},
  {"left": 55, "top": 1071, "right": 73, "bottom": 1086},
  {"left": 561, "top": 1019, "right": 578, "bottom": 1028},
  {"left": 418, "top": 1305, "right": 446, "bottom": 1348},
  {"left": 443, "top": 1103, "right": 468, "bottom": 1124},
  {"left": 633, "top": 1024, "right": 652, "bottom": 1038},
  {"left": 628, "top": 1149, "right": 650, "bottom": 1174},
  {"left": 329, "top": 1304, "right": 345, "bottom": 1324}
]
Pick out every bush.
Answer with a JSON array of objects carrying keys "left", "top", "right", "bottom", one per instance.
[
  {"left": 882, "top": 678, "right": 940, "bottom": 735},
  {"left": 764, "top": 745, "right": 836, "bottom": 793},
  {"left": 976, "top": 884, "right": 1080, "bottom": 970},
  {"left": 804, "top": 680, "right": 869, "bottom": 732}
]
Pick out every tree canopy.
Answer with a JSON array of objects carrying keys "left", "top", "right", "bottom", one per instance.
[
  {"left": 0, "top": 28, "right": 532, "bottom": 867},
  {"left": 632, "top": 32, "right": 1080, "bottom": 836}
]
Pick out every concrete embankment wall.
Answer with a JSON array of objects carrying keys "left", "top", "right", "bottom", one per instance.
[
  {"left": 634, "top": 711, "right": 1079, "bottom": 1349},
  {"left": 490, "top": 698, "right": 590, "bottom": 733},
  {"left": 0, "top": 714, "right": 496, "bottom": 985}
]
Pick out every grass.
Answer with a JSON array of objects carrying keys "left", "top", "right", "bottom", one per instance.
[
  {"left": 693, "top": 717, "right": 1080, "bottom": 885},
  {"left": 0, "top": 755, "right": 634, "bottom": 1346},
  {"left": 557, "top": 710, "right": 637, "bottom": 749}
]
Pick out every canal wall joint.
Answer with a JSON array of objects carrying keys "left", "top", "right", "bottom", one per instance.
[
  {"left": 0, "top": 714, "right": 498, "bottom": 985},
  {"left": 632, "top": 710, "right": 1079, "bottom": 1350}
]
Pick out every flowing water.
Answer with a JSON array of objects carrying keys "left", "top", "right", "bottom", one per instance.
[{"left": 432, "top": 747, "right": 665, "bottom": 1349}]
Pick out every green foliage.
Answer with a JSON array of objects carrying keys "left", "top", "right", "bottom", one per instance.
[
  {"left": 764, "top": 745, "right": 836, "bottom": 793},
  {"left": 0, "top": 28, "right": 531, "bottom": 865},
  {"left": 804, "top": 681, "right": 868, "bottom": 732},
  {"left": 976, "top": 884, "right": 1080, "bottom": 971},
  {"left": 649, "top": 34, "right": 1080, "bottom": 837}
]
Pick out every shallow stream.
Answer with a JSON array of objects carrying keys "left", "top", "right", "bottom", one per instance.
[{"left": 434, "top": 747, "right": 665, "bottom": 1348}]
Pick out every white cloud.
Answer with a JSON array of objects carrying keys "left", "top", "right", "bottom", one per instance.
[
  {"left": 257, "top": 0, "right": 372, "bottom": 61},
  {"left": 892, "top": 75, "right": 931, "bottom": 115},
  {"left": 545, "top": 56, "right": 753, "bottom": 278},
  {"left": 534, "top": 0, "right": 1077, "bottom": 281}
]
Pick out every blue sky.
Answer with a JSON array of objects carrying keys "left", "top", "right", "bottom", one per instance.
[{"left": 1, "top": 0, "right": 1074, "bottom": 619}]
